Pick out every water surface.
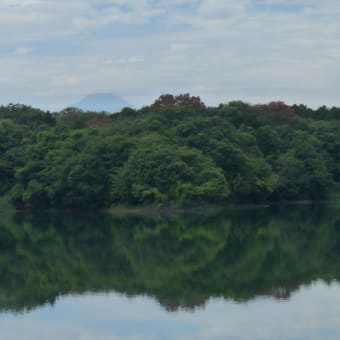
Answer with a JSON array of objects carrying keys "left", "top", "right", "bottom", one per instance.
[{"left": 0, "top": 204, "right": 339, "bottom": 339}]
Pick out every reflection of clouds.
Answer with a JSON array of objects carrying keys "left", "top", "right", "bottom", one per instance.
[
  {"left": 194, "top": 281, "right": 340, "bottom": 340},
  {"left": 0, "top": 282, "right": 340, "bottom": 340}
]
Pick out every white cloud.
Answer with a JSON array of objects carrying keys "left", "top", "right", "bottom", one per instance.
[
  {"left": 169, "top": 43, "right": 192, "bottom": 51},
  {"left": 13, "top": 47, "right": 33, "bottom": 55},
  {"left": 1, "top": 0, "right": 340, "bottom": 109},
  {"left": 117, "top": 56, "right": 144, "bottom": 64}
]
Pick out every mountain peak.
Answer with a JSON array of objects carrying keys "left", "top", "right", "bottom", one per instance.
[{"left": 74, "top": 93, "right": 130, "bottom": 113}]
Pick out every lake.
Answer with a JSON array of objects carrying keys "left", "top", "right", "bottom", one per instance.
[{"left": 0, "top": 204, "right": 339, "bottom": 339}]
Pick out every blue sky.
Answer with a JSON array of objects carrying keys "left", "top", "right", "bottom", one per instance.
[{"left": 1, "top": 0, "right": 340, "bottom": 110}]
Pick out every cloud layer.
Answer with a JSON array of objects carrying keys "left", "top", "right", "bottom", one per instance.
[{"left": 1, "top": 0, "right": 340, "bottom": 109}]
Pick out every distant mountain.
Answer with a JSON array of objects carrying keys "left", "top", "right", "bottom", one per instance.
[{"left": 74, "top": 93, "right": 131, "bottom": 113}]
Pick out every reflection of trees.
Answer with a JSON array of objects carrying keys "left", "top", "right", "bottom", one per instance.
[{"left": 0, "top": 204, "right": 339, "bottom": 313}]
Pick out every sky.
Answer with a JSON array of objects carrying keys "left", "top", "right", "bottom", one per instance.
[{"left": 1, "top": 0, "right": 340, "bottom": 110}]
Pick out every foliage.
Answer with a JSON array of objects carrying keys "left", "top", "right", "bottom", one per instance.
[{"left": 0, "top": 95, "right": 338, "bottom": 208}]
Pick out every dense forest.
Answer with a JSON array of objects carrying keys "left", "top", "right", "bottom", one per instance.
[
  {"left": 0, "top": 94, "right": 339, "bottom": 209},
  {"left": 0, "top": 204, "right": 339, "bottom": 312}
]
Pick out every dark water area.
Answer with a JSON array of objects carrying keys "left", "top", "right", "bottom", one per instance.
[{"left": 0, "top": 203, "right": 339, "bottom": 339}]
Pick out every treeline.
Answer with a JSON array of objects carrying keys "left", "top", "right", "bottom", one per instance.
[{"left": 0, "top": 94, "right": 339, "bottom": 209}]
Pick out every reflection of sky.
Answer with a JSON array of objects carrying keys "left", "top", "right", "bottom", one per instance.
[{"left": 1, "top": 281, "right": 339, "bottom": 340}]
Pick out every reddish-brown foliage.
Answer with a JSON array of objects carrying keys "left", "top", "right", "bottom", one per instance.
[{"left": 250, "top": 101, "right": 300, "bottom": 126}]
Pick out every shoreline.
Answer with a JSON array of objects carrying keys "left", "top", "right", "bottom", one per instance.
[
  {"left": 107, "top": 199, "right": 337, "bottom": 216},
  {"left": 0, "top": 199, "right": 337, "bottom": 216}
]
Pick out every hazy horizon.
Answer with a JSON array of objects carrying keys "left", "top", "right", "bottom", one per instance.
[{"left": 1, "top": 92, "right": 339, "bottom": 112}]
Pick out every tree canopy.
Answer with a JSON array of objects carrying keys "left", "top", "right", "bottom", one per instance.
[{"left": 0, "top": 95, "right": 339, "bottom": 209}]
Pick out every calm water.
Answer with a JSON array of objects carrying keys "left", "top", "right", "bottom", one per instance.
[{"left": 0, "top": 204, "right": 339, "bottom": 339}]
